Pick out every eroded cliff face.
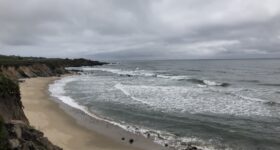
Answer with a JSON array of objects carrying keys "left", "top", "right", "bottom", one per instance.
[
  {"left": 0, "top": 76, "right": 62, "bottom": 150},
  {"left": 0, "top": 64, "right": 67, "bottom": 80},
  {"left": 0, "top": 120, "right": 62, "bottom": 150},
  {"left": 0, "top": 57, "right": 105, "bottom": 149},
  {"left": 0, "top": 95, "right": 29, "bottom": 124},
  {"left": 0, "top": 76, "right": 28, "bottom": 124},
  {"left": 0, "top": 57, "right": 106, "bottom": 80}
]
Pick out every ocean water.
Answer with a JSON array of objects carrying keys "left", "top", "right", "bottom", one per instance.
[{"left": 49, "top": 59, "right": 280, "bottom": 150}]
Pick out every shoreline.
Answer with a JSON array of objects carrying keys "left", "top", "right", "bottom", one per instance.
[{"left": 20, "top": 76, "right": 166, "bottom": 150}]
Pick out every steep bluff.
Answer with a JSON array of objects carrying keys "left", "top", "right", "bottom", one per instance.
[
  {"left": 0, "top": 76, "right": 28, "bottom": 124},
  {"left": 0, "top": 120, "right": 62, "bottom": 150},
  {"left": 0, "top": 58, "right": 106, "bottom": 80},
  {"left": 0, "top": 75, "right": 62, "bottom": 150},
  {"left": 0, "top": 56, "right": 106, "bottom": 149},
  {"left": 0, "top": 64, "right": 66, "bottom": 80},
  {"left": 0, "top": 57, "right": 105, "bottom": 123}
]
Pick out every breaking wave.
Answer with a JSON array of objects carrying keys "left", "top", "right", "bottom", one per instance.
[
  {"left": 49, "top": 76, "right": 216, "bottom": 150},
  {"left": 113, "top": 83, "right": 276, "bottom": 117},
  {"left": 67, "top": 67, "right": 230, "bottom": 87}
]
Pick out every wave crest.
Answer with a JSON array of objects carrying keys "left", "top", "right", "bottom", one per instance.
[{"left": 68, "top": 67, "right": 229, "bottom": 87}]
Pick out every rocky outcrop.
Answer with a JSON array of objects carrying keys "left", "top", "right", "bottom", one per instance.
[{"left": 0, "top": 120, "right": 61, "bottom": 150}]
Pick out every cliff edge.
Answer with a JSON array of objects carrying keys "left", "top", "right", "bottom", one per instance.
[
  {"left": 0, "top": 56, "right": 106, "bottom": 80},
  {"left": 0, "top": 55, "right": 105, "bottom": 150},
  {"left": 0, "top": 75, "right": 28, "bottom": 124},
  {"left": 0, "top": 75, "right": 62, "bottom": 150}
]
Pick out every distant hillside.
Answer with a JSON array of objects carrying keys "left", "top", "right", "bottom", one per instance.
[
  {"left": 0, "top": 55, "right": 107, "bottom": 79},
  {"left": 0, "top": 55, "right": 105, "bottom": 67}
]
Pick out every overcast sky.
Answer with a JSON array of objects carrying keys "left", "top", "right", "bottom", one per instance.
[{"left": 0, "top": 0, "right": 280, "bottom": 60}]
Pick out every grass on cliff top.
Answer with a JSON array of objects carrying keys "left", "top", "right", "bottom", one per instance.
[{"left": 0, "top": 54, "right": 106, "bottom": 68}]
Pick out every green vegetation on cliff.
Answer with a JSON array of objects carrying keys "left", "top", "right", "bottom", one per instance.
[
  {"left": 0, "top": 75, "right": 21, "bottom": 99},
  {"left": 0, "top": 55, "right": 106, "bottom": 80},
  {"left": 0, "top": 75, "right": 27, "bottom": 123},
  {"left": 0, "top": 55, "right": 106, "bottom": 68}
]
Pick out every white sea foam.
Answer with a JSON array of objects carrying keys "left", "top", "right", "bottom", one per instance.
[
  {"left": 156, "top": 74, "right": 191, "bottom": 80},
  {"left": 68, "top": 67, "right": 230, "bottom": 87},
  {"left": 70, "top": 67, "right": 156, "bottom": 77},
  {"left": 203, "top": 80, "right": 223, "bottom": 86},
  {"left": 49, "top": 76, "right": 221, "bottom": 149},
  {"left": 49, "top": 76, "right": 95, "bottom": 116},
  {"left": 115, "top": 83, "right": 150, "bottom": 105},
  {"left": 48, "top": 77, "right": 167, "bottom": 141},
  {"left": 113, "top": 83, "right": 276, "bottom": 117}
]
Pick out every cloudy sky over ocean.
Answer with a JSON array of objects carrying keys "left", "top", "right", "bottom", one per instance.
[{"left": 0, "top": 0, "right": 280, "bottom": 59}]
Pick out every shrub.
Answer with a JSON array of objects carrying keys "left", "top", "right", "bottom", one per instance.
[{"left": 0, "top": 75, "right": 20, "bottom": 98}]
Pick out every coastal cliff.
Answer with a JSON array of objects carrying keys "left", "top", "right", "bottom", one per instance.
[
  {"left": 0, "top": 75, "right": 62, "bottom": 150},
  {"left": 0, "top": 55, "right": 106, "bottom": 80},
  {"left": 0, "top": 55, "right": 105, "bottom": 150},
  {"left": 0, "top": 75, "right": 28, "bottom": 124}
]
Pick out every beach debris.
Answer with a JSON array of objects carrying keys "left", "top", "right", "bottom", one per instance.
[
  {"left": 121, "top": 137, "right": 125, "bottom": 141},
  {"left": 129, "top": 139, "right": 134, "bottom": 144}
]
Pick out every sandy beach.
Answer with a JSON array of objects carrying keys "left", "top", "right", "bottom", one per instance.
[{"left": 19, "top": 76, "right": 145, "bottom": 150}]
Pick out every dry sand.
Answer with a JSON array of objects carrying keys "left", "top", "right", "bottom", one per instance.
[{"left": 20, "top": 76, "right": 144, "bottom": 150}]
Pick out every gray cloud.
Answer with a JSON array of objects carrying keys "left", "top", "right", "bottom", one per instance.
[{"left": 0, "top": 0, "right": 280, "bottom": 59}]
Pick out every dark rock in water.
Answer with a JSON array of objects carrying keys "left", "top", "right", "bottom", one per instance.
[
  {"left": 185, "top": 78, "right": 205, "bottom": 85},
  {"left": 121, "top": 137, "right": 125, "bottom": 141},
  {"left": 183, "top": 143, "right": 200, "bottom": 150},
  {"left": 220, "top": 83, "right": 230, "bottom": 87},
  {"left": 164, "top": 143, "right": 168, "bottom": 147},
  {"left": 120, "top": 74, "right": 132, "bottom": 77},
  {"left": 129, "top": 139, "right": 134, "bottom": 144},
  {"left": 146, "top": 133, "right": 150, "bottom": 138}
]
